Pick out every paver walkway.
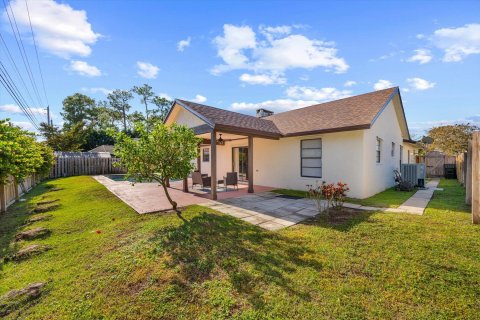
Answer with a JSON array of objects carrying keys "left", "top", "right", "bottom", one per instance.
[
  {"left": 343, "top": 179, "right": 440, "bottom": 215},
  {"left": 94, "top": 175, "right": 213, "bottom": 213},
  {"left": 203, "top": 192, "right": 324, "bottom": 231}
]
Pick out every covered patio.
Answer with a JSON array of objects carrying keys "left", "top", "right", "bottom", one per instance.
[{"left": 165, "top": 99, "right": 283, "bottom": 200}]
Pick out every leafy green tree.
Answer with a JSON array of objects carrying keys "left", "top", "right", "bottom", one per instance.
[
  {"left": 132, "top": 84, "right": 154, "bottom": 121},
  {"left": 39, "top": 122, "right": 86, "bottom": 151},
  {"left": 428, "top": 123, "right": 479, "bottom": 155},
  {"left": 0, "top": 120, "right": 54, "bottom": 185},
  {"left": 111, "top": 122, "right": 200, "bottom": 212},
  {"left": 61, "top": 93, "right": 96, "bottom": 128},
  {"left": 152, "top": 96, "right": 172, "bottom": 122},
  {"left": 107, "top": 90, "right": 133, "bottom": 132},
  {"left": 35, "top": 143, "right": 56, "bottom": 177}
]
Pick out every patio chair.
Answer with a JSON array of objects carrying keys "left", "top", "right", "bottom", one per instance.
[
  {"left": 224, "top": 172, "right": 238, "bottom": 191},
  {"left": 192, "top": 171, "right": 211, "bottom": 188}
]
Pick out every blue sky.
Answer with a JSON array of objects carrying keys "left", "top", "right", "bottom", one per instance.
[{"left": 0, "top": 0, "right": 479, "bottom": 137}]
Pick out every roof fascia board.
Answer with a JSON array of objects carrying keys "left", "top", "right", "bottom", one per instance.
[
  {"left": 283, "top": 124, "right": 370, "bottom": 137},
  {"left": 370, "top": 88, "right": 399, "bottom": 126}
]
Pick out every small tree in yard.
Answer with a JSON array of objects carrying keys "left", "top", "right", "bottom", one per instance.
[{"left": 112, "top": 122, "right": 201, "bottom": 212}]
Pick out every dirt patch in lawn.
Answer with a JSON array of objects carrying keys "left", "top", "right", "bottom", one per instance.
[
  {"left": 0, "top": 282, "right": 46, "bottom": 317},
  {"left": 15, "top": 227, "right": 50, "bottom": 241},
  {"left": 11, "top": 244, "right": 51, "bottom": 261}
]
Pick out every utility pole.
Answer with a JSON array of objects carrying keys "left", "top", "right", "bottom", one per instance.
[{"left": 46, "top": 105, "right": 51, "bottom": 125}]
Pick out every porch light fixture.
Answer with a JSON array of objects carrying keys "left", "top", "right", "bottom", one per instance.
[{"left": 217, "top": 134, "right": 225, "bottom": 145}]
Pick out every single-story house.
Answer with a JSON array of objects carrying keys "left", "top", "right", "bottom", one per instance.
[
  {"left": 165, "top": 87, "right": 417, "bottom": 199},
  {"left": 88, "top": 145, "right": 115, "bottom": 157}
]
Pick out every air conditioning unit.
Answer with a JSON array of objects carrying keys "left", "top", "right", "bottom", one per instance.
[{"left": 401, "top": 164, "right": 426, "bottom": 188}]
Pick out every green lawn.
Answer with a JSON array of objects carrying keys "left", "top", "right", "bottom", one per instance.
[
  {"left": 274, "top": 186, "right": 417, "bottom": 208},
  {"left": 1, "top": 177, "right": 479, "bottom": 319}
]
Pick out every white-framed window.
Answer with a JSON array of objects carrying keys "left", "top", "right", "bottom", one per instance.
[
  {"left": 202, "top": 148, "right": 210, "bottom": 162},
  {"left": 376, "top": 137, "right": 382, "bottom": 163},
  {"left": 391, "top": 142, "right": 395, "bottom": 157},
  {"left": 301, "top": 139, "right": 322, "bottom": 178}
]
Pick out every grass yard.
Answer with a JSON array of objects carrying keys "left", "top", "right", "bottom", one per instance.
[
  {"left": 1, "top": 177, "right": 479, "bottom": 319},
  {"left": 274, "top": 186, "right": 417, "bottom": 208}
]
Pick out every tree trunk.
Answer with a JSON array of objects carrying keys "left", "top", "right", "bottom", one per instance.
[
  {"left": 122, "top": 107, "right": 127, "bottom": 132},
  {"left": 160, "top": 179, "right": 177, "bottom": 212},
  {"left": 144, "top": 102, "right": 149, "bottom": 121}
]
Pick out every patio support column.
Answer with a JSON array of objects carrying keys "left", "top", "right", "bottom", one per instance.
[
  {"left": 210, "top": 130, "right": 217, "bottom": 200},
  {"left": 248, "top": 135, "right": 254, "bottom": 193},
  {"left": 197, "top": 146, "right": 201, "bottom": 173}
]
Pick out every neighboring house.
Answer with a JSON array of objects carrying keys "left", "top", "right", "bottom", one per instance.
[
  {"left": 88, "top": 145, "right": 115, "bottom": 158},
  {"left": 165, "top": 87, "right": 417, "bottom": 199}
]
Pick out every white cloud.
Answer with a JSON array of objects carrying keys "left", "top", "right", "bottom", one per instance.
[
  {"left": 136, "top": 61, "right": 159, "bottom": 79},
  {"left": 177, "top": 37, "right": 191, "bottom": 52},
  {"left": 286, "top": 86, "right": 352, "bottom": 101},
  {"left": 344, "top": 80, "right": 357, "bottom": 87},
  {"left": 0, "top": 104, "right": 46, "bottom": 115},
  {"left": 212, "top": 25, "right": 256, "bottom": 74},
  {"left": 373, "top": 79, "right": 394, "bottom": 91},
  {"left": 69, "top": 60, "right": 101, "bottom": 76},
  {"left": 5, "top": 0, "right": 100, "bottom": 58},
  {"left": 231, "top": 99, "right": 318, "bottom": 113},
  {"left": 239, "top": 73, "right": 286, "bottom": 85},
  {"left": 12, "top": 121, "right": 35, "bottom": 130},
  {"left": 211, "top": 24, "right": 348, "bottom": 79},
  {"left": 259, "top": 25, "right": 292, "bottom": 41},
  {"left": 432, "top": 23, "right": 480, "bottom": 62},
  {"left": 407, "top": 49, "right": 433, "bottom": 64},
  {"left": 157, "top": 92, "right": 172, "bottom": 101},
  {"left": 192, "top": 95, "right": 207, "bottom": 103},
  {"left": 416, "top": 34, "right": 426, "bottom": 39},
  {"left": 81, "top": 87, "right": 112, "bottom": 95},
  {"left": 407, "top": 77, "right": 435, "bottom": 90}
]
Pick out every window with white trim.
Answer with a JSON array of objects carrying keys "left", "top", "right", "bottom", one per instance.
[
  {"left": 376, "top": 137, "right": 382, "bottom": 163},
  {"left": 202, "top": 148, "right": 210, "bottom": 162},
  {"left": 301, "top": 139, "right": 322, "bottom": 178}
]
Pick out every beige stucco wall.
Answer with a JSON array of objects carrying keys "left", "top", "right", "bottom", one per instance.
[
  {"left": 362, "top": 100, "right": 405, "bottom": 197},
  {"left": 199, "top": 131, "right": 366, "bottom": 198}
]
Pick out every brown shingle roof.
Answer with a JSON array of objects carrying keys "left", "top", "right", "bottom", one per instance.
[
  {"left": 176, "top": 99, "right": 282, "bottom": 137},
  {"left": 265, "top": 87, "right": 399, "bottom": 136},
  {"left": 175, "top": 87, "right": 400, "bottom": 137}
]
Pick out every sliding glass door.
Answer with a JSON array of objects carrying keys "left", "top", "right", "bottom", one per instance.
[{"left": 232, "top": 147, "right": 248, "bottom": 181}]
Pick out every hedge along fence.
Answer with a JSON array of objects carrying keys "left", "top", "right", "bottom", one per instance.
[
  {"left": 0, "top": 174, "right": 38, "bottom": 213},
  {"left": 49, "top": 153, "right": 125, "bottom": 178}
]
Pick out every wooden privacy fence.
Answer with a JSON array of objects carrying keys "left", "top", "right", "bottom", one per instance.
[
  {"left": 455, "top": 153, "right": 468, "bottom": 185},
  {"left": 469, "top": 132, "right": 480, "bottom": 224},
  {"left": 49, "top": 156, "right": 125, "bottom": 178},
  {"left": 0, "top": 175, "right": 38, "bottom": 213}
]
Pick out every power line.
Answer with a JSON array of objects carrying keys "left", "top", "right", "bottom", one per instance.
[
  {"left": 3, "top": 0, "right": 44, "bottom": 114},
  {"left": 0, "top": 32, "right": 37, "bottom": 108},
  {"left": 0, "top": 61, "right": 39, "bottom": 127},
  {"left": 0, "top": 67, "right": 39, "bottom": 129},
  {"left": 24, "top": 0, "right": 50, "bottom": 123}
]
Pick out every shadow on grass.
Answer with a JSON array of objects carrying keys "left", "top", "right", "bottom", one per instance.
[
  {"left": 151, "top": 212, "right": 321, "bottom": 307},
  {"left": 0, "top": 182, "right": 53, "bottom": 269},
  {"left": 300, "top": 207, "right": 376, "bottom": 232}
]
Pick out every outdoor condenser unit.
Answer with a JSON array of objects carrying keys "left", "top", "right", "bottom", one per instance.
[{"left": 401, "top": 164, "right": 426, "bottom": 188}]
